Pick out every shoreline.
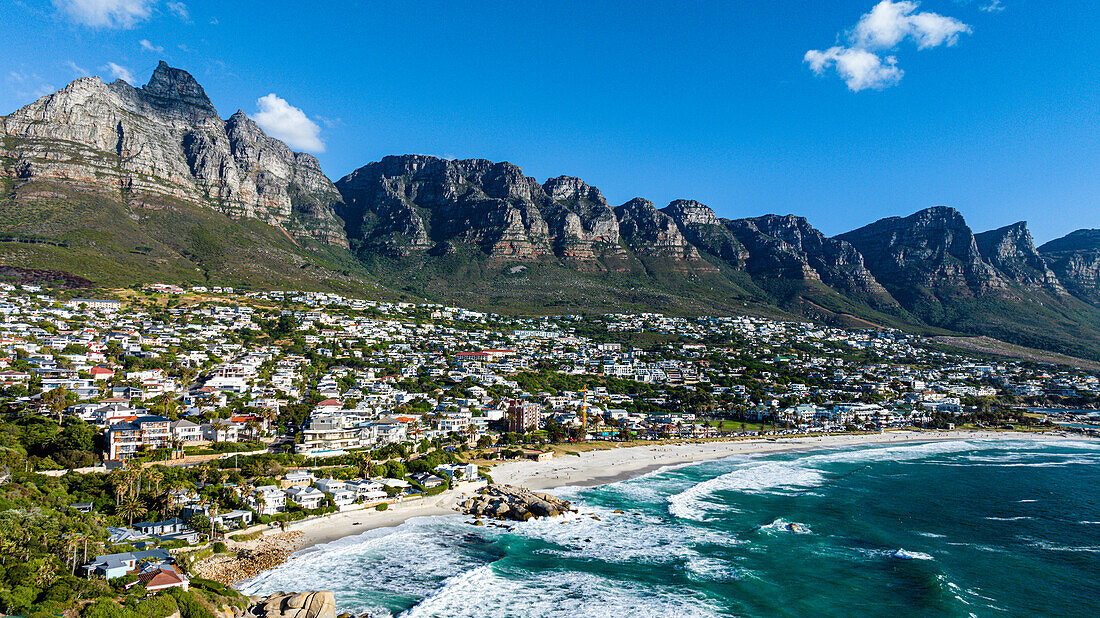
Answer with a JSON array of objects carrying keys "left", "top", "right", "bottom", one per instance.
[
  {"left": 228, "top": 429, "right": 1083, "bottom": 589},
  {"left": 489, "top": 429, "right": 1079, "bottom": 491}
]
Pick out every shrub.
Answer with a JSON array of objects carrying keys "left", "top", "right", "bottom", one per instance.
[
  {"left": 375, "top": 502, "right": 388, "bottom": 512},
  {"left": 212, "top": 541, "right": 227, "bottom": 553},
  {"left": 133, "top": 593, "right": 179, "bottom": 618}
]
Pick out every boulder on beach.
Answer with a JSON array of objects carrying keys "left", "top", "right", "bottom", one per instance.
[
  {"left": 457, "top": 484, "right": 574, "bottom": 522},
  {"left": 251, "top": 590, "right": 337, "bottom": 618}
]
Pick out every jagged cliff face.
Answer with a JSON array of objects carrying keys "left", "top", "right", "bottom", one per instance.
[
  {"left": 661, "top": 200, "right": 749, "bottom": 268},
  {"left": 336, "top": 156, "right": 714, "bottom": 270},
  {"left": 837, "top": 206, "right": 1002, "bottom": 304},
  {"left": 725, "top": 214, "right": 897, "bottom": 307},
  {"left": 0, "top": 61, "right": 346, "bottom": 246},
  {"left": 974, "top": 222, "right": 1064, "bottom": 293},
  {"left": 541, "top": 176, "right": 621, "bottom": 267},
  {"left": 336, "top": 155, "right": 553, "bottom": 259},
  {"left": 613, "top": 198, "right": 716, "bottom": 271},
  {"left": 1040, "top": 229, "right": 1100, "bottom": 303}
]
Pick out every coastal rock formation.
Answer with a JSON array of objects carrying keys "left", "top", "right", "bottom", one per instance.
[
  {"left": 458, "top": 485, "right": 573, "bottom": 521},
  {"left": 250, "top": 591, "right": 336, "bottom": 618},
  {"left": 192, "top": 531, "right": 303, "bottom": 586},
  {"left": 0, "top": 61, "right": 346, "bottom": 246}
]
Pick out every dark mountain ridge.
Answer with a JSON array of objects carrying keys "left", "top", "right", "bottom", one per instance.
[{"left": 3, "top": 63, "right": 1100, "bottom": 359}]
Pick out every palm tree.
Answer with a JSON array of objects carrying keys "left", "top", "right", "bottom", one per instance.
[
  {"left": 253, "top": 491, "right": 267, "bottom": 516},
  {"left": 118, "top": 498, "right": 145, "bottom": 526},
  {"left": 147, "top": 468, "right": 163, "bottom": 496}
]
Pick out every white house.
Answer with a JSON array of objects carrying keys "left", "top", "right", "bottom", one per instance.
[{"left": 285, "top": 485, "right": 326, "bottom": 510}]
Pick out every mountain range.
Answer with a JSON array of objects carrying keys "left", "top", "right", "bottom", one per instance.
[{"left": 4, "top": 62, "right": 1100, "bottom": 360}]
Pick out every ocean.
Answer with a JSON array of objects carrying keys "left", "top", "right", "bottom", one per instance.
[{"left": 239, "top": 439, "right": 1100, "bottom": 616}]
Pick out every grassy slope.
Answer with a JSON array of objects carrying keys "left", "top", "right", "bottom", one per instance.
[{"left": 0, "top": 177, "right": 396, "bottom": 296}]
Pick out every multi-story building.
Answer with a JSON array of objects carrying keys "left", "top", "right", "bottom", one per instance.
[
  {"left": 106, "top": 415, "right": 171, "bottom": 460},
  {"left": 507, "top": 400, "right": 541, "bottom": 433}
]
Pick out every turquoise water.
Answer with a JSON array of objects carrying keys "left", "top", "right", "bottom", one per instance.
[{"left": 240, "top": 439, "right": 1100, "bottom": 616}]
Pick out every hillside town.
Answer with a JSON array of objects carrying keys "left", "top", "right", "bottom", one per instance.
[
  {"left": 0, "top": 282, "right": 1096, "bottom": 615},
  {"left": 4, "top": 283, "right": 1099, "bottom": 463}
]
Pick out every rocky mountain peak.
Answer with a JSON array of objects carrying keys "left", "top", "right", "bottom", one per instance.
[
  {"left": 837, "top": 206, "right": 1002, "bottom": 306},
  {"left": 1, "top": 62, "right": 345, "bottom": 246},
  {"left": 974, "top": 221, "right": 1062, "bottom": 291},
  {"left": 543, "top": 176, "right": 606, "bottom": 206},
  {"left": 140, "top": 61, "right": 218, "bottom": 120},
  {"left": 661, "top": 200, "right": 721, "bottom": 227},
  {"left": 1039, "top": 229, "right": 1100, "bottom": 254},
  {"left": 614, "top": 198, "right": 712, "bottom": 269},
  {"left": 1038, "top": 229, "right": 1100, "bottom": 303}
]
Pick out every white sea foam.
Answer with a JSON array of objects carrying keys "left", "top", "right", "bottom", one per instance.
[
  {"left": 889, "top": 548, "right": 934, "bottom": 560},
  {"left": 917, "top": 532, "right": 946, "bottom": 538},
  {"left": 667, "top": 462, "right": 826, "bottom": 520},
  {"left": 758, "top": 518, "right": 812, "bottom": 534},
  {"left": 666, "top": 441, "right": 990, "bottom": 521},
  {"left": 983, "top": 516, "right": 1034, "bottom": 522},
  {"left": 1022, "top": 537, "right": 1100, "bottom": 554},
  {"left": 238, "top": 515, "right": 489, "bottom": 613},
  {"left": 519, "top": 505, "right": 741, "bottom": 564},
  {"left": 400, "top": 565, "right": 723, "bottom": 618},
  {"left": 683, "top": 555, "right": 749, "bottom": 582}
]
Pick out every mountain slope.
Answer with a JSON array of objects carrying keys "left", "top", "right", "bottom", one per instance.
[
  {"left": 0, "top": 61, "right": 376, "bottom": 292},
  {"left": 1039, "top": 229, "right": 1100, "bottom": 304},
  {"left": 838, "top": 210, "right": 1100, "bottom": 359},
  {"left": 4, "top": 64, "right": 1100, "bottom": 359},
  {"left": 1, "top": 61, "right": 346, "bottom": 246}
]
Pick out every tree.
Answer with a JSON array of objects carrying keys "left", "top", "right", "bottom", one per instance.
[{"left": 117, "top": 498, "right": 145, "bottom": 526}]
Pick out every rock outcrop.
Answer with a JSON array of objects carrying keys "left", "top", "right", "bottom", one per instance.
[
  {"left": 975, "top": 221, "right": 1064, "bottom": 293},
  {"left": 726, "top": 214, "right": 898, "bottom": 308},
  {"left": 249, "top": 591, "right": 336, "bottom": 618},
  {"left": 457, "top": 485, "right": 573, "bottom": 521},
  {"left": 336, "top": 155, "right": 552, "bottom": 259},
  {"left": 661, "top": 200, "right": 749, "bottom": 268},
  {"left": 836, "top": 206, "right": 1002, "bottom": 305},
  {"left": 1, "top": 61, "right": 346, "bottom": 246},
  {"left": 1040, "top": 229, "right": 1100, "bottom": 303},
  {"left": 541, "top": 175, "right": 623, "bottom": 267},
  {"left": 613, "top": 198, "right": 716, "bottom": 270}
]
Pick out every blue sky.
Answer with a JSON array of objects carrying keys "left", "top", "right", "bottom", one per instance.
[{"left": 2, "top": 0, "right": 1097, "bottom": 243}]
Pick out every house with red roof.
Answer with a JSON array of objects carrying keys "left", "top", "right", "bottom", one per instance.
[
  {"left": 130, "top": 567, "right": 189, "bottom": 592},
  {"left": 89, "top": 365, "right": 115, "bottom": 381}
]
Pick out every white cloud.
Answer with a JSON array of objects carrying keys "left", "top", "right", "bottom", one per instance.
[
  {"left": 166, "top": 1, "right": 188, "bottom": 20},
  {"left": 804, "top": 47, "right": 903, "bottom": 91},
  {"left": 66, "top": 60, "right": 89, "bottom": 77},
  {"left": 981, "top": 0, "right": 1005, "bottom": 13},
  {"left": 139, "top": 39, "right": 164, "bottom": 53},
  {"left": 52, "top": 0, "right": 154, "bottom": 28},
  {"left": 804, "top": 0, "right": 971, "bottom": 91},
  {"left": 254, "top": 93, "right": 325, "bottom": 153},
  {"left": 103, "top": 62, "right": 135, "bottom": 84}
]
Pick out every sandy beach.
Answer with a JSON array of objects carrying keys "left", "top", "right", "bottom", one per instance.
[
  {"left": 289, "top": 481, "right": 487, "bottom": 550},
  {"left": 490, "top": 429, "right": 1076, "bottom": 490}
]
